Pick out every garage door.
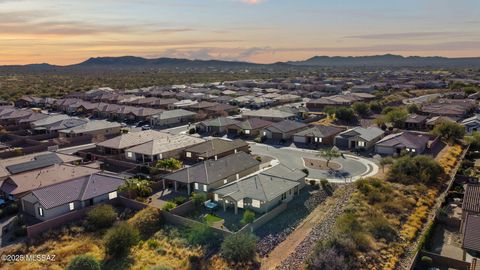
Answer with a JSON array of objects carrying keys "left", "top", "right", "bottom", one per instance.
[
  {"left": 272, "top": 133, "right": 283, "bottom": 140},
  {"left": 335, "top": 137, "right": 349, "bottom": 149},
  {"left": 293, "top": 135, "right": 306, "bottom": 143}
]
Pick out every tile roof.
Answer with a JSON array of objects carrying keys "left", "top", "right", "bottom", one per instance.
[
  {"left": 214, "top": 164, "right": 306, "bottom": 202},
  {"left": 59, "top": 120, "right": 121, "bottom": 134},
  {"left": 31, "top": 173, "right": 124, "bottom": 209},
  {"left": 184, "top": 139, "right": 248, "bottom": 158},
  {"left": 200, "top": 117, "right": 241, "bottom": 127},
  {"left": 1, "top": 164, "right": 100, "bottom": 195},
  {"left": 126, "top": 135, "right": 205, "bottom": 156},
  {"left": 294, "top": 125, "right": 345, "bottom": 138},
  {"left": 163, "top": 152, "right": 259, "bottom": 185},
  {"left": 266, "top": 120, "right": 308, "bottom": 133},
  {"left": 97, "top": 130, "right": 172, "bottom": 150},
  {"left": 375, "top": 132, "right": 430, "bottom": 149},
  {"left": 242, "top": 109, "right": 295, "bottom": 119},
  {"left": 462, "top": 214, "right": 480, "bottom": 252},
  {"left": 338, "top": 126, "right": 384, "bottom": 141},
  {"left": 463, "top": 184, "right": 480, "bottom": 213},
  {"left": 235, "top": 118, "right": 273, "bottom": 130}
]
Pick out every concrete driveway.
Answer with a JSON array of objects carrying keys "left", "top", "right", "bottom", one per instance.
[{"left": 251, "top": 143, "right": 378, "bottom": 183}]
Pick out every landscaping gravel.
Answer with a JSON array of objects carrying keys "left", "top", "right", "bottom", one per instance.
[
  {"left": 255, "top": 186, "right": 331, "bottom": 257},
  {"left": 277, "top": 184, "right": 355, "bottom": 270}
]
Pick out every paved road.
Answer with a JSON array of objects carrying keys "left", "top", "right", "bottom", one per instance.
[{"left": 251, "top": 144, "right": 378, "bottom": 183}]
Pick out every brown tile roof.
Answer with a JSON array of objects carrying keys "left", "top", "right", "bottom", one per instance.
[
  {"left": 464, "top": 184, "right": 480, "bottom": 213},
  {"left": 463, "top": 214, "right": 480, "bottom": 252},
  {"left": 1, "top": 164, "right": 100, "bottom": 195}
]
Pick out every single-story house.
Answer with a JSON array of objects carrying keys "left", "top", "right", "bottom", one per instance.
[
  {"left": 426, "top": 116, "right": 456, "bottom": 130},
  {"left": 293, "top": 125, "right": 345, "bottom": 146},
  {"left": 334, "top": 126, "right": 384, "bottom": 150},
  {"left": 150, "top": 109, "right": 197, "bottom": 127},
  {"left": 242, "top": 109, "right": 296, "bottom": 122},
  {"left": 58, "top": 120, "right": 122, "bottom": 138},
  {"left": 96, "top": 130, "right": 172, "bottom": 155},
  {"left": 0, "top": 163, "right": 100, "bottom": 200},
  {"left": 404, "top": 114, "right": 428, "bottom": 130},
  {"left": 125, "top": 135, "right": 205, "bottom": 163},
  {"left": 462, "top": 114, "right": 480, "bottom": 134},
  {"left": 204, "top": 103, "right": 239, "bottom": 116},
  {"left": 213, "top": 164, "right": 306, "bottom": 214},
  {"left": 262, "top": 120, "right": 309, "bottom": 141},
  {"left": 228, "top": 118, "right": 273, "bottom": 137},
  {"left": 183, "top": 139, "right": 249, "bottom": 161},
  {"left": 20, "top": 172, "right": 124, "bottom": 221},
  {"left": 196, "top": 117, "right": 241, "bottom": 135},
  {"left": 0, "top": 152, "right": 82, "bottom": 183},
  {"left": 41, "top": 118, "right": 88, "bottom": 134},
  {"left": 162, "top": 152, "right": 260, "bottom": 194},
  {"left": 374, "top": 132, "right": 432, "bottom": 156},
  {"left": 30, "top": 114, "right": 74, "bottom": 132},
  {"left": 462, "top": 213, "right": 480, "bottom": 254}
]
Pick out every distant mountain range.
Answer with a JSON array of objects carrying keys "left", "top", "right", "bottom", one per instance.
[{"left": 1, "top": 54, "right": 479, "bottom": 72}]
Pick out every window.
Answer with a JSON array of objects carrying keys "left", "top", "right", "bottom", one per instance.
[
  {"left": 281, "top": 193, "right": 287, "bottom": 200},
  {"left": 69, "top": 202, "right": 75, "bottom": 211},
  {"left": 252, "top": 199, "right": 261, "bottom": 208},
  {"left": 358, "top": 141, "right": 366, "bottom": 147},
  {"left": 214, "top": 194, "right": 219, "bottom": 201},
  {"left": 224, "top": 179, "right": 228, "bottom": 184},
  {"left": 186, "top": 152, "right": 192, "bottom": 158},
  {"left": 38, "top": 207, "right": 44, "bottom": 217},
  {"left": 236, "top": 174, "right": 239, "bottom": 179},
  {"left": 318, "top": 137, "right": 323, "bottom": 143},
  {"left": 203, "top": 184, "right": 207, "bottom": 192},
  {"left": 245, "top": 129, "right": 250, "bottom": 135},
  {"left": 411, "top": 149, "right": 416, "bottom": 153},
  {"left": 108, "top": 191, "right": 117, "bottom": 200},
  {"left": 194, "top": 183, "right": 199, "bottom": 190},
  {"left": 263, "top": 131, "right": 267, "bottom": 136},
  {"left": 234, "top": 149, "right": 237, "bottom": 153},
  {"left": 127, "top": 152, "right": 133, "bottom": 158}
]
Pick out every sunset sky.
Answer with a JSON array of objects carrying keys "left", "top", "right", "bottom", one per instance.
[{"left": 1, "top": 0, "right": 479, "bottom": 65}]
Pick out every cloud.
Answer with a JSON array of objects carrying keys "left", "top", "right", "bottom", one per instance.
[{"left": 344, "top": 31, "right": 469, "bottom": 40}]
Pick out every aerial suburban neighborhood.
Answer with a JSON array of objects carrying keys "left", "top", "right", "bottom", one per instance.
[{"left": 1, "top": 1, "right": 480, "bottom": 270}]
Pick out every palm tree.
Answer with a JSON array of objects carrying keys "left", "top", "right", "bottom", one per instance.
[
  {"left": 318, "top": 146, "right": 341, "bottom": 168},
  {"left": 119, "top": 178, "right": 152, "bottom": 199}
]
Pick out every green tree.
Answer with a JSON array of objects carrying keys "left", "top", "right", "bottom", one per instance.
[
  {"left": 388, "top": 155, "right": 444, "bottom": 185},
  {"left": 192, "top": 192, "right": 207, "bottom": 207},
  {"left": 384, "top": 107, "right": 408, "bottom": 128},
  {"left": 104, "top": 222, "right": 140, "bottom": 257},
  {"left": 221, "top": 233, "right": 257, "bottom": 263},
  {"left": 407, "top": 104, "right": 419, "bottom": 114},
  {"left": 241, "top": 210, "right": 255, "bottom": 225},
  {"left": 368, "top": 101, "right": 383, "bottom": 113},
  {"left": 86, "top": 204, "right": 117, "bottom": 230},
  {"left": 432, "top": 121, "right": 466, "bottom": 144},
  {"left": 119, "top": 178, "right": 152, "bottom": 199},
  {"left": 66, "top": 255, "right": 100, "bottom": 270},
  {"left": 335, "top": 107, "right": 357, "bottom": 123},
  {"left": 318, "top": 147, "right": 341, "bottom": 168},
  {"left": 465, "top": 131, "right": 480, "bottom": 150},
  {"left": 155, "top": 158, "right": 183, "bottom": 172},
  {"left": 353, "top": 102, "right": 370, "bottom": 117}
]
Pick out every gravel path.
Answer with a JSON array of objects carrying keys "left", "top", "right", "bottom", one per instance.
[{"left": 276, "top": 184, "right": 355, "bottom": 270}]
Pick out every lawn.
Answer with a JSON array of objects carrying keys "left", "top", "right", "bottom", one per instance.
[{"left": 204, "top": 214, "right": 224, "bottom": 226}]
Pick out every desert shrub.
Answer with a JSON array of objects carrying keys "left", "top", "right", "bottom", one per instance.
[
  {"left": 368, "top": 215, "right": 397, "bottom": 241},
  {"left": 192, "top": 192, "right": 207, "bottom": 207},
  {"left": 302, "top": 168, "right": 310, "bottom": 176},
  {"left": 221, "top": 233, "right": 257, "bottom": 263},
  {"left": 173, "top": 196, "right": 187, "bottom": 205},
  {"left": 188, "top": 128, "right": 196, "bottom": 134},
  {"left": 187, "top": 223, "right": 217, "bottom": 247},
  {"left": 128, "top": 207, "right": 163, "bottom": 238},
  {"left": 255, "top": 156, "right": 262, "bottom": 162},
  {"left": 104, "top": 222, "right": 140, "bottom": 257},
  {"left": 320, "top": 179, "right": 333, "bottom": 195},
  {"left": 66, "top": 254, "right": 101, "bottom": 270},
  {"left": 188, "top": 255, "right": 202, "bottom": 270},
  {"left": 86, "top": 204, "right": 117, "bottom": 230},
  {"left": 162, "top": 202, "right": 177, "bottom": 212},
  {"left": 420, "top": 256, "right": 433, "bottom": 268},
  {"left": 241, "top": 210, "right": 255, "bottom": 225},
  {"left": 432, "top": 121, "right": 465, "bottom": 144},
  {"left": 307, "top": 246, "right": 349, "bottom": 270}
]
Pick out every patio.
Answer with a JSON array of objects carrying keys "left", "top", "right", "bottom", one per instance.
[{"left": 146, "top": 188, "right": 189, "bottom": 209}]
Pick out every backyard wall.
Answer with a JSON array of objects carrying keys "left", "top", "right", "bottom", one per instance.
[
  {"left": 238, "top": 202, "right": 288, "bottom": 233},
  {"left": 415, "top": 251, "right": 470, "bottom": 270}
]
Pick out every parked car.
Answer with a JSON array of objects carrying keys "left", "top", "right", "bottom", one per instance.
[{"left": 141, "top": 125, "right": 151, "bottom": 130}]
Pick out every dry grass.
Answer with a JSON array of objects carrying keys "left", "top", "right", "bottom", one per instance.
[
  {"left": 1, "top": 216, "right": 201, "bottom": 270},
  {"left": 436, "top": 144, "right": 462, "bottom": 175}
]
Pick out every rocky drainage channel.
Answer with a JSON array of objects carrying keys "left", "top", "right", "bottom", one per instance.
[{"left": 277, "top": 184, "right": 355, "bottom": 270}]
